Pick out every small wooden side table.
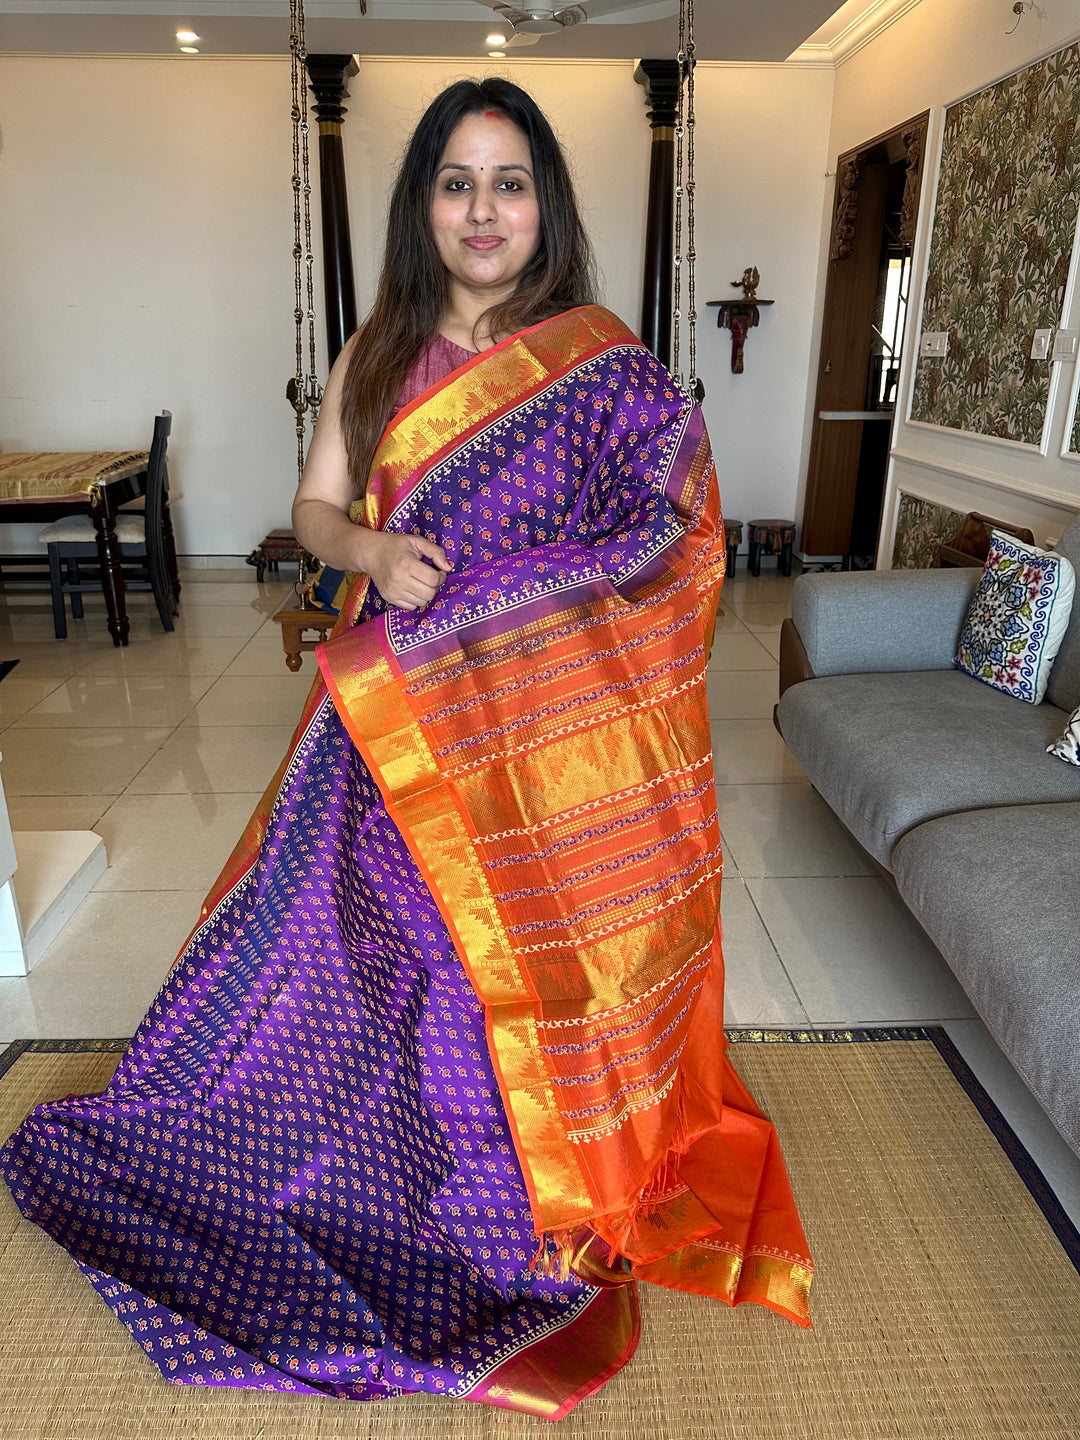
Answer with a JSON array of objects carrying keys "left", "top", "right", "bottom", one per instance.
[
  {"left": 748, "top": 519, "right": 796, "bottom": 577},
  {"left": 248, "top": 528, "right": 302, "bottom": 584},
  {"left": 273, "top": 600, "right": 336, "bottom": 672},
  {"left": 724, "top": 519, "right": 743, "bottom": 578}
]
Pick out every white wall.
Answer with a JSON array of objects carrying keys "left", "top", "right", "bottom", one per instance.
[
  {"left": 0, "top": 52, "right": 834, "bottom": 556},
  {"left": 0, "top": 56, "right": 300, "bottom": 558},
  {"left": 691, "top": 64, "right": 834, "bottom": 536},
  {"left": 823, "top": 0, "right": 1080, "bottom": 561}
]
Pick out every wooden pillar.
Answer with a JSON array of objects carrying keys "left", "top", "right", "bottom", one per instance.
[
  {"left": 305, "top": 53, "right": 360, "bottom": 367},
  {"left": 634, "top": 59, "right": 680, "bottom": 367}
]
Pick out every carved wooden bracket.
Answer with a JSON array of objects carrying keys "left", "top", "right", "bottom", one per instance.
[
  {"left": 707, "top": 299, "right": 773, "bottom": 373},
  {"left": 830, "top": 154, "right": 864, "bottom": 261}
]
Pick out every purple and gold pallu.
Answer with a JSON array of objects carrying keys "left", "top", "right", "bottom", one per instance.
[{"left": 1, "top": 307, "right": 812, "bottom": 1420}]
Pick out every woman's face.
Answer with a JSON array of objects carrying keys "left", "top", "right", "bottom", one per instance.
[{"left": 430, "top": 111, "right": 542, "bottom": 306}]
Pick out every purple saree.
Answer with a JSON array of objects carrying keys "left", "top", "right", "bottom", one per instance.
[{"left": 1, "top": 305, "right": 811, "bottom": 1421}]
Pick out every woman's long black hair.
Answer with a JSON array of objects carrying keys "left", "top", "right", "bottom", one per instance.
[{"left": 340, "top": 77, "right": 597, "bottom": 494}]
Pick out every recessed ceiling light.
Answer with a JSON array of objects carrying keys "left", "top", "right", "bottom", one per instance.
[
  {"left": 176, "top": 29, "right": 199, "bottom": 43},
  {"left": 180, "top": 45, "right": 200, "bottom": 54},
  {"left": 486, "top": 32, "right": 506, "bottom": 45}
]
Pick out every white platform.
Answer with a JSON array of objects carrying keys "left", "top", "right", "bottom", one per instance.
[{"left": 0, "top": 831, "right": 107, "bottom": 976}]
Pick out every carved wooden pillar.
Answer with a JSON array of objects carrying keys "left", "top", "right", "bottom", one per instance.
[
  {"left": 306, "top": 53, "right": 360, "bottom": 367},
  {"left": 634, "top": 59, "right": 680, "bottom": 366}
]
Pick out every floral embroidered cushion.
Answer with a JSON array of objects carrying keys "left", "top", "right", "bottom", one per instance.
[
  {"left": 956, "top": 530, "right": 1075, "bottom": 704},
  {"left": 1047, "top": 703, "right": 1080, "bottom": 766}
]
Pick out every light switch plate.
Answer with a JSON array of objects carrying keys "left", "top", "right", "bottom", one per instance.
[
  {"left": 1030, "top": 328, "right": 1053, "bottom": 360},
  {"left": 1052, "top": 329, "right": 1079, "bottom": 361},
  {"left": 919, "top": 331, "right": 948, "bottom": 356}
]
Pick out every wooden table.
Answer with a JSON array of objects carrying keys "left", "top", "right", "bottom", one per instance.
[
  {"left": 274, "top": 600, "right": 336, "bottom": 671},
  {"left": 0, "top": 450, "right": 170, "bottom": 646}
]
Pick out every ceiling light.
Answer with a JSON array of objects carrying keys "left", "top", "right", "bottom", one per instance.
[
  {"left": 176, "top": 29, "right": 199, "bottom": 43},
  {"left": 486, "top": 31, "right": 507, "bottom": 44},
  {"left": 180, "top": 45, "right": 200, "bottom": 54},
  {"left": 487, "top": 49, "right": 507, "bottom": 56}
]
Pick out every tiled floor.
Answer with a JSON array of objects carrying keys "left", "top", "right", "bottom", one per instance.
[{"left": 1, "top": 561, "right": 1078, "bottom": 1229}]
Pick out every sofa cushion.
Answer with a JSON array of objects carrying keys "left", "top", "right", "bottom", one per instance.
[
  {"left": 1045, "top": 516, "right": 1080, "bottom": 712},
  {"left": 893, "top": 803, "right": 1080, "bottom": 1157},
  {"left": 777, "top": 669, "right": 1080, "bottom": 866},
  {"left": 1047, "top": 703, "right": 1080, "bottom": 766},
  {"left": 955, "top": 530, "right": 1075, "bottom": 704}
]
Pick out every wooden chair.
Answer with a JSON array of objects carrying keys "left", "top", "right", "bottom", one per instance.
[{"left": 40, "top": 411, "right": 179, "bottom": 639}]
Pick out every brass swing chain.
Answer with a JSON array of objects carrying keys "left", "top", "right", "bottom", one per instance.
[
  {"left": 289, "top": 0, "right": 322, "bottom": 484},
  {"left": 672, "top": 0, "right": 685, "bottom": 385},
  {"left": 673, "top": 0, "right": 703, "bottom": 402}
]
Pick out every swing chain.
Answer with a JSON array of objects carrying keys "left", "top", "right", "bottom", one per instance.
[
  {"left": 673, "top": 0, "right": 703, "bottom": 402},
  {"left": 288, "top": 0, "right": 322, "bottom": 480}
]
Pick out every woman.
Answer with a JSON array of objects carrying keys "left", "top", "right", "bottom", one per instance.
[{"left": 2, "top": 79, "right": 812, "bottom": 1420}]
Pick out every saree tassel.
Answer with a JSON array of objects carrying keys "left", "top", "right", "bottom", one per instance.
[{"left": 529, "top": 1229, "right": 576, "bottom": 1281}]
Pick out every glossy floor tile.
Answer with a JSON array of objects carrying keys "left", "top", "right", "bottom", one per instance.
[
  {"left": 4, "top": 795, "right": 118, "bottom": 830},
  {"left": 720, "top": 879, "right": 808, "bottom": 1026},
  {"left": 715, "top": 783, "right": 876, "bottom": 878},
  {"left": 0, "top": 726, "right": 176, "bottom": 795},
  {"left": 0, "top": 890, "right": 201, "bottom": 1041},
  {"left": 74, "top": 634, "right": 250, "bottom": 677},
  {"left": 711, "top": 606, "right": 750, "bottom": 633},
  {"left": 171, "top": 580, "right": 292, "bottom": 611},
  {"left": 126, "top": 723, "right": 297, "bottom": 794},
  {"left": 11, "top": 673, "right": 214, "bottom": 729},
  {"left": 222, "top": 632, "right": 299, "bottom": 677},
  {"left": 705, "top": 669, "right": 779, "bottom": 720},
  {"left": 0, "top": 676, "right": 68, "bottom": 728},
  {"left": 747, "top": 876, "right": 976, "bottom": 1024},
  {"left": 164, "top": 607, "right": 268, "bottom": 638},
  {"left": 726, "top": 600, "right": 791, "bottom": 633},
  {"left": 183, "top": 674, "right": 311, "bottom": 728},
  {"left": 92, "top": 792, "right": 263, "bottom": 891},
  {"left": 705, "top": 632, "right": 777, "bottom": 672},
  {"left": 711, "top": 719, "right": 807, "bottom": 785}
]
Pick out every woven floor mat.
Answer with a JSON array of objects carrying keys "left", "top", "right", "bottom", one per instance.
[{"left": 1, "top": 1035, "right": 1077, "bottom": 1439}]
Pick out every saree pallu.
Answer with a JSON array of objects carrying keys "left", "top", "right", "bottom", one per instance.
[{"left": 1, "top": 306, "right": 812, "bottom": 1420}]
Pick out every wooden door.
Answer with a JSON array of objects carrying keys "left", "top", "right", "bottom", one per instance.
[{"left": 801, "top": 116, "right": 928, "bottom": 562}]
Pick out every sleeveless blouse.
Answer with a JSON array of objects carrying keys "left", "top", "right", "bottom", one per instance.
[{"left": 390, "top": 333, "right": 476, "bottom": 420}]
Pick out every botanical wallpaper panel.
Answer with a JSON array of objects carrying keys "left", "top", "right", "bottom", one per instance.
[
  {"left": 1071, "top": 385, "right": 1080, "bottom": 455},
  {"left": 910, "top": 44, "right": 1080, "bottom": 444},
  {"left": 892, "top": 493, "right": 965, "bottom": 569}
]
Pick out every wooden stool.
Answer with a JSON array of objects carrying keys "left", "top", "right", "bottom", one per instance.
[
  {"left": 273, "top": 599, "right": 336, "bottom": 672},
  {"left": 247, "top": 528, "right": 301, "bottom": 584},
  {"left": 724, "top": 519, "right": 743, "bottom": 578},
  {"left": 748, "top": 519, "right": 796, "bottom": 577}
]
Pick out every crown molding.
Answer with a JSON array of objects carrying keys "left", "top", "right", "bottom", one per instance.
[{"left": 787, "top": 0, "right": 924, "bottom": 69}]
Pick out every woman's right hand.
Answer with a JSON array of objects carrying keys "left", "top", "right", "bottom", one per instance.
[{"left": 361, "top": 530, "right": 452, "bottom": 611}]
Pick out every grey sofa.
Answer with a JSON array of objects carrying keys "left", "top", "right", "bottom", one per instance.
[{"left": 777, "top": 517, "right": 1080, "bottom": 1157}]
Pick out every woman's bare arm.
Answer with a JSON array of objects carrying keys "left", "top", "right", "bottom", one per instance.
[{"left": 292, "top": 338, "right": 451, "bottom": 610}]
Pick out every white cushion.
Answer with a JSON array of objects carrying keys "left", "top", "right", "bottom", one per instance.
[
  {"left": 955, "top": 529, "right": 1076, "bottom": 704},
  {"left": 39, "top": 514, "right": 148, "bottom": 546},
  {"left": 1047, "top": 704, "right": 1080, "bottom": 766}
]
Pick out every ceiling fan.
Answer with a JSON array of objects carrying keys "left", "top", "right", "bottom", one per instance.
[{"left": 473, "top": 0, "right": 678, "bottom": 47}]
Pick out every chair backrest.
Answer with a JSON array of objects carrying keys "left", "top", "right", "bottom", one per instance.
[{"left": 143, "top": 410, "right": 173, "bottom": 603}]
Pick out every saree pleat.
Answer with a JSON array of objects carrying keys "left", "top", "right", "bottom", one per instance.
[{"left": 1, "top": 306, "right": 810, "bottom": 1423}]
